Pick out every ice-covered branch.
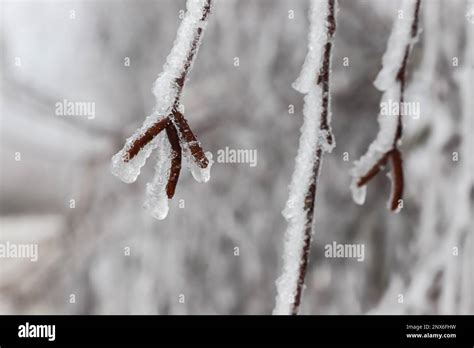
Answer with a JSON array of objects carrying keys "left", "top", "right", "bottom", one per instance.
[
  {"left": 274, "top": 0, "right": 337, "bottom": 315},
  {"left": 350, "top": 0, "right": 421, "bottom": 211},
  {"left": 111, "top": 0, "right": 214, "bottom": 220}
]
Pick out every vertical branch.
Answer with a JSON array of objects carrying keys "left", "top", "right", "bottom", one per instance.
[
  {"left": 274, "top": 0, "right": 337, "bottom": 315},
  {"left": 293, "top": 147, "right": 323, "bottom": 313},
  {"left": 292, "top": 0, "right": 336, "bottom": 314}
]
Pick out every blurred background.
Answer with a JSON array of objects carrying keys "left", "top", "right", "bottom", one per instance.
[{"left": 0, "top": 0, "right": 472, "bottom": 314}]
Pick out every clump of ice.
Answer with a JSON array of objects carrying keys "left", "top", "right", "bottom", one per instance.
[
  {"left": 143, "top": 134, "right": 171, "bottom": 220},
  {"left": 350, "top": 182, "right": 367, "bottom": 205},
  {"left": 188, "top": 151, "right": 214, "bottom": 183}
]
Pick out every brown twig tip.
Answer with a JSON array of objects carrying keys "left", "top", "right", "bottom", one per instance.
[
  {"left": 357, "top": 153, "right": 390, "bottom": 187},
  {"left": 389, "top": 149, "right": 404, "bottom": 211},
  {"left": 356, "top": 149, "right": 404, "bottom": 211},
  {"left": 165, "top": 124, "right": 182, "bottom": 199},
  {"left": 124, "top": 117, "right": 170, "bottom": 162},
  {"left": 172, "top": 109, "right": 209, "bottom": 168}
]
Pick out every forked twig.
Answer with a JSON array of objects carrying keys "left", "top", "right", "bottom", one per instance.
[
  {"left": 111, "top": 0, "right": 214, "bottom": 219},
  {"left": 351, "top": 0, "right": 421, "bottom": 211}
]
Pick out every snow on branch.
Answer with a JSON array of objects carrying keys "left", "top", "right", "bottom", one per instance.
[
  {"left": 350, "top": 0, "right": 421, "bottom": 212},
  {"left": 274, "top": 0, "right": 337, "bottom": 315},
  {"left": 111, "top": 0, "right": 213, "bottom": 220}
]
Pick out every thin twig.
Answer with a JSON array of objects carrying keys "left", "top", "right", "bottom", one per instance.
[
  {"left": 124, "top": 117, "right": 170, "bottom": 162},
  {"left": 165, "top": 124, "right": 182, "bottom": 199},
  {"left": 172, "top": 109, "right": 209, "bottom": 168}
]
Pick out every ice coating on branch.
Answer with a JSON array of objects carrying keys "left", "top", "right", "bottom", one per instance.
[
  {"left": 281, "top": 89, "right": 323, "bottom": 222},
  {"left": 350, "top": 86, "right": 400, "bottom": 183},
  {"left": 152, "top": 0, "right": 210, "bottom": 114},
  {"left": 274, "top": 0, "right": 334, "bottom": 315},
  {"left": 350, "top": 182, "right": 367, "bottom": 205},
  {"left": 144, "top": 134, "right": 170, "bottom": 220},
  {"left": 293, "top": 0, "right": 336, "bottom": 154},
  {"left": 374, "top": 0, "right": 420, "bottom": 91},
  {"left": 275, "top": 88, "right": 324, "bottom": 315},
  {"left": 276, "top": 91, "right": 325, "bottom": 312},
  {"left": 292, "top": 1, "right": 329, "bottom": 94}
]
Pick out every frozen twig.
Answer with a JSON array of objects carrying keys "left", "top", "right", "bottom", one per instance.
[
  {"left": 274, "top": 0, "right": 337, "bottom": 315},
  {"left": 165, "top": 124, "right": 182, "bottom": 199},
  {"left": 350, "top": 0, "right": 421, "bottom": 212},
  {"left": 111, "top": 0, "right": 214, "bottom": 219}
]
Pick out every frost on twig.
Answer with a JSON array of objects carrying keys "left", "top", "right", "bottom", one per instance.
[
  {"left": 274, "top": 0, "right": 336, "bottom": 315},
  {"left": 111, "top": 0, "right": 214, "bottom": 220},
  {"left": 350, "top": 0, "right": 421, "bottom": 212}
]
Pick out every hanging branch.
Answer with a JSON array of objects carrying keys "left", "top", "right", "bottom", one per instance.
[
  {"left": 111, "top": 0, "right": 214, "bottom": 219},
  {"left": 274, "top": 0, "right": 337, "bottom": 315},
  {"left": 350, "top": 0, "right": 421, "bottom": 212},
  {"left": 122, "top": 0, "right": 212, "bottom": 166}
]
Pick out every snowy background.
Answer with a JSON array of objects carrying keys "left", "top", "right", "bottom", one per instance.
[{"left": 0, "top": 0, "right": 472, "bottom": 314}]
